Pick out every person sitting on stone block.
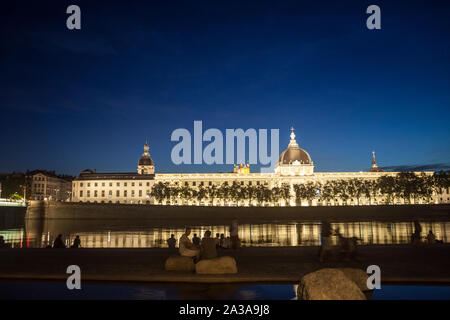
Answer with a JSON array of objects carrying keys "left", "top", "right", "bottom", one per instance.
[
  {"left": 426, "top": 230, "right": 436, "bottom": 244},
  {"left": 200, "top": 230, "right": 218, "bottom": 260},
  {"left": 167, "top": 234, "right": 177, "bottom": 249},
  {"left": 179, "top": 227, "right": 200, "bottom": 261}
]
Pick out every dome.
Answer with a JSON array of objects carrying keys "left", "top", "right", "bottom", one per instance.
[
  {"left": 138, "top": 157, "right": 154, "bottom": 166},
  {"left": 278, "top": 127, "right": 313, "bottom": 165},
  {"left": 279, "top": 147, "right": 312, "bottom": 165},
  {"left": 138, "top": 140, "right": 154, "bottom": 166}
]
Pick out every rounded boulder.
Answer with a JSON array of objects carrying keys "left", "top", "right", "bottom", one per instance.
[
  {"left": 195, "top": 256, "right": 238, "bottom": 274},
  {"left": 164, "top": 255, "right": 195, "bottom": 272},
  {"left": 298, "top": 268, "right": 366, "bottom": 300}
]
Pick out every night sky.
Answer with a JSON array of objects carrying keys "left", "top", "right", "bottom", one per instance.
[{"left": 1, "top": 0, "right": 449, "bottom": 175}]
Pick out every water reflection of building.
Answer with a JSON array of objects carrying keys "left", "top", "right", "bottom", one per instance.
[
  {"left": 2, "top": 220, "right": 448, "bottom": 248},
  {"left": 70, "top": 129, "right": 450, "bottom": 206}
]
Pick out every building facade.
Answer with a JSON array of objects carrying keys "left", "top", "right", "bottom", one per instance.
[
  {"left": 71, "top": 130, "right": 450, "bottom": 206},
  {"left": 30, "top": 171, "right": 73, "bottom": 201}
]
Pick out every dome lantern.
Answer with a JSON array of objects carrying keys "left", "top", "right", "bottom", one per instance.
[
  {"left": 137, "top": 140, "right": 155, "bottom": 174},
  {"left": 275, "top": 127, "right": 314, "bottom": 176}
]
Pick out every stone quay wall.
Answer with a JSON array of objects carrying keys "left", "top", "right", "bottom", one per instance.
[{"left": 22, "top": 201, "right": 450, "bottom": 222}]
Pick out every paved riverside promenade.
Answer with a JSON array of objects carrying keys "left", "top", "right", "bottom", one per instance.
[{"left": 1, "top": 244, "right": 450, "bottom": 284}]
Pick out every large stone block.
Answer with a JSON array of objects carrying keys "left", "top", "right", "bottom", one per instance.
[
  {"left": 298, "top": 268, "right": 366, "bottom": 300},
  {"left": 195, "top": 256, "right": 238, "bottom": 274},
  {"left": 164, "top": 255, "right": 195, "bottom": 272},
  {"left": 338, "top": 268, "right": 370, "bottom": 291}
]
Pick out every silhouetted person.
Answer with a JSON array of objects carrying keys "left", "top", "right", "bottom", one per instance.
[
  {"left": 200, "top": 230, "right": 218, "bottom": 260},
  {"left": 426, "top": 230, "right": 436, "bottom": 244},
  {"left": 412, "top": 220, "right": 422, "bottom": 245},
  {"left": 230, "top": 219, "right": 240, "bottom": 250},
  {"left": 319, "top": 219, "right": 332, "bottom": 262},
  {"left": 53, "top": 234, "right": 66, "bottom": 248},
  {"left": 335, "top": 227, "right": 360, "bottom": 260},
  {"left": 167, "top": 234, "right": 176, "bottom": 249},
  {"left": 223, "top": 236, "right": 231, "bottom": 249},
  {"left": 219, "top": 233, "right": 225, "bottom": 248},
  {"left": 192, "top": 233, "right": 200, "bottom": 246},
  {"left": 414, "top": 220, "right": 422, "bottom": 235},
  {"left": 215, "top": 233, "right": 220, "bottom": 248},
  {"left": 71, "top": 235, "right": 81, "bottom": 248},
  {"left": 0, "top": 236, "right": 11, "bottom": 248}
]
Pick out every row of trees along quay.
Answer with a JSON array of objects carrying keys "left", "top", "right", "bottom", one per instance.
[{"left": 150, "top": 171, "right": 450, "bottom": 206}]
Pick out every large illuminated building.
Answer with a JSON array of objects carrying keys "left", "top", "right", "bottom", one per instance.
[{"left": 71, "top": 129, "right": 450, "bottom": 206}]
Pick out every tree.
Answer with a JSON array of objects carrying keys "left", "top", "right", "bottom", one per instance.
[
  {"left": 294, "top": 184, "right": 306, "bottom": 206},
  {"left": 246, "top": 185, "right": 257, "bottom": 206},
  {"left": 271, "top": 186, "right": 281, "bottom": 205},
  {"left": 280, "top": 183, "right": 291, "bottom": 206},
  {"left": 179, "top": 185, "right": 192, "bottom": 202},
  {"left": 377, "top": 175, "right": 396, "bottom": 204},
  {"left": 150, "top": 182, "right": 167, "bottom": 204},
  {"left": 294, "top": 182, "right": 318, "bottom": 206},
  {"left": 9, "top": 193, "right": 23, "bottom": 200},
  {"left": 360, "top": 180, "right": 376, "bottom": 205},
  {"left": 195, "top": 186, "right": 207, "bottom": 204},
  {"left": 207, "top": 185, "right": 217, "bottom": 205},
  {"left": 433, "top": 171, "right": 450, "bottom": 195},
  {"left": 336, "top": 180, "right": 350, "bottom": 205},
  {"left": 320, "top": 182, "right": 333, "bottom": 205}
]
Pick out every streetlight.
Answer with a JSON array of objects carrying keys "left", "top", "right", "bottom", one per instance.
[{"left": 19, "top": 184, "right": 26, "bottom": 204}]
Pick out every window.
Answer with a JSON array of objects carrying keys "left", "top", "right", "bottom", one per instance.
[
  {"left": 132, "top": 182, "right": 135, "bottom": 187},
  {"left": 185, "top": 182, "right": 188, "bottom": 186},
  {"left": 241, "top": 181, "right": 244, "bottom": 186},
  {"left": 139, "top": 190, "right": 142, "bottom": 197},
  {"left": 146, "top": 182, "right": 150, "bottom": 187},
  {"left": 88, "top": 183, "right": 90, "bottom": 187},
  {"left": 109, "top": 182, "right": 112, "bottom": 187},
  {"left": 80, "top": 191, "right": 83, "bottom": 197},
  {"left": 193, "top": 182, "right": 196, "bottom": 186},
  {"left": 80, "top": 183, "right": 84, "bottom": 187},
  {"left": 117, "top": 182, "right": 120, "bottom": 187},
  {"left": 87, "top": 190, "right": 90, "bottom": 197},
  {"left": 95, "top": 183, "right": 98, "bottom": 187},
  {"left": 124, "top": 190, "right": 127, "bottom": 197},
  {"left": 200, "top": 182, "right": 204, "bottom": 186},
  {"left": 109, "top": 190, "right": 112, "bottom": 196},
  {"left": 101, "top": 190, "right": 105, "bottom": 197},
  {"left": 102, "top": 182, "right": 105, "bottom": 187},
  {"left": 209, "top": 181, "right": 212, "bottom": 186},
  {"left": 139, "top": 182, "right": 142, "bottom": 187},
  {"left": 131, "top": 191, "right": 135, "bottom": 197},
  {"left": 124, "top": 183, "right": 127, "bottom": 187},
  {"left": 116, "top": 190, "right": 120, "bottom": 197},
  {"left": 94, "top": 190, "right": 98, "bottom": 197}
]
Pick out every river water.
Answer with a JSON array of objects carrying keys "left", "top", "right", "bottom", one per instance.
[{"left": 0, "top": 211, "right": 448, "bottom": 248}]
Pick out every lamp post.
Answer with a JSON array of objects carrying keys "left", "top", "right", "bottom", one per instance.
[{"left": 19, "top": 184, "right": 26, "bottom": 204}]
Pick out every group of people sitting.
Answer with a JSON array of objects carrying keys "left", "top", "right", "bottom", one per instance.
[
  {"left": 167, "top": 220, "right": 240, "bottom": 262},
  {"left": 411, "top": 220, "right": 443, "bottom": 245},
  {"left": 51, "top": 234, "right": 82, "bottom": 248}
]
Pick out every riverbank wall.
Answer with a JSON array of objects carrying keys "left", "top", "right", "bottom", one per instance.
[{"left": 22, "top": 201, "right": 450, "bottom": 222}]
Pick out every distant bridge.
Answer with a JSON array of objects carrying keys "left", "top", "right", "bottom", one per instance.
[{"left": 0, "top": 199, "right": 27, "bottom": 207}]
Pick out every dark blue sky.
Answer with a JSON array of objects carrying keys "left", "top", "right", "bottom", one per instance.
[{"left": 1, "top": 0, "right": 449, "bottom": 175}]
